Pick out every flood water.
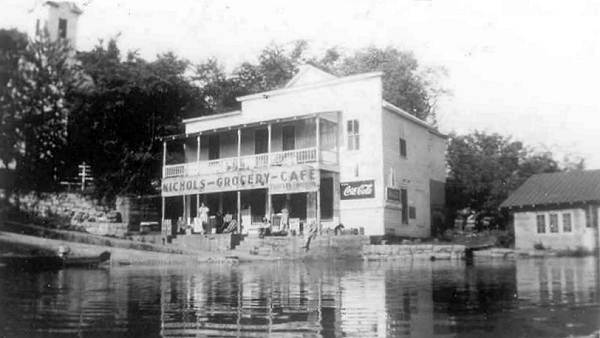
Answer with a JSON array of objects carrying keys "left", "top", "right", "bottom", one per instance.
[{"left": 1, "top": 257, "right": 599, "bottom": 338}]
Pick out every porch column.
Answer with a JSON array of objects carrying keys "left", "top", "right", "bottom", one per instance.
[
  {"left": 161, "top": 141, "right": 166, "bottom": 227},
  {"left": 315, "top": 116, "right": 320, "bottom": 162},
  {"left": 237, "top": 191, "right": 241, "bottom": 232},
  {"left": 196, "top": 135, "right": 201, "bottom": 214},
  {"left": 316, "top": 189, "right": 321, "bottom": 232},
  {"left": 237, "top": 128, "right": 241, "bottom": 168},
  {"left": 162, "top": 141, "right": 167, "bottom": 177},
  {"left": 267, "top": 124, "right": 272, "bottom": 219}
]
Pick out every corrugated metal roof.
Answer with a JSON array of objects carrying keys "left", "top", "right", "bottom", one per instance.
[{"left": 500, "top": 169, "right": 600, "bottom": 209}]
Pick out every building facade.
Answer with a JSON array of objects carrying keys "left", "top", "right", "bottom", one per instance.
[
  {"left": 29, "top": 1, "right": 82, "bottom": 48},
  {"left": 501, "top": 170, "right": 600, "bottom": 251},
  {"left": 160, "top": 65, "right": 446, "bottom": 237}
]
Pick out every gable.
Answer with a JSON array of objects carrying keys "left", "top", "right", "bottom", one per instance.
[{"left": 285, "top": 64, "right": 337, "bottom": 88}]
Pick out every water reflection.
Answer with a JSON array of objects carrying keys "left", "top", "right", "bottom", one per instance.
[{"left": 0, "top": 257, "right": 598, "bottom": 337}]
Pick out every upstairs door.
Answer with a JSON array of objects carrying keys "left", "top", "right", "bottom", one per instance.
[
  {"left": 255, "top": 129, "right": 268, "bottom": 154},
  {"left": 208, "top": 134, "right": 220, "bottom": 160},
  {"left": 282, "top": 125, "right": 295, "bottom": 151}
]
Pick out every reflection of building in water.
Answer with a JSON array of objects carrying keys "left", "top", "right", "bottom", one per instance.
[
  {"left": 516, "top": 258, "right": 599, "bottom": 305},
  {"left": 158, "top": 263, "right": 341, "bottom": 337},
  {"left": 340, "top": 269, "right": 388, "bottom": 337}
]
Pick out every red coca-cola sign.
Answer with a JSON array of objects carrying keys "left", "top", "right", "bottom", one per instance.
[{"left": 340, "top": 180, "right": 375, "bottom": 200}]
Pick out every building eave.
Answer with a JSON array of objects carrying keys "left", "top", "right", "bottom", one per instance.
[
  {"left": 236, "top": 71, "right": 383, "bottom": 102},
  {"left": 382, "top": 101, "right": 446, "bottom": 138},
  {"left": 182, "top": 111, "right": 242, "bottom": 124}
]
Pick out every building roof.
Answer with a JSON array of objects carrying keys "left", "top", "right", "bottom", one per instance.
[{"left": 500, "top": 169, "right": 600, "bottom": 209}]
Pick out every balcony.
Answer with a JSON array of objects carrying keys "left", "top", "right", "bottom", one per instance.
[{"left": 163, "top": 147, "right": 337, "bottom": 178}]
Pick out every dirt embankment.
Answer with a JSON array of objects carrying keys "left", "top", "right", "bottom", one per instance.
[{"left": 0, "top": 221, "right": 237, "bottom": 266}]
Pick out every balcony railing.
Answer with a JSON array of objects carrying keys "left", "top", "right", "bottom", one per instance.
[{"left": 163, "top": 147, "right": 336, "bottom": 178}]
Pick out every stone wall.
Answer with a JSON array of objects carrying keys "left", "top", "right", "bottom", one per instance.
[
  {"left": 235, "top": 234, "right": 370, "bottom": 259},
  {"left": 14, "top": 192, "right": 125, "bottom": 237},
  {"left": 362, "top": 244, "right": 465, "bottom": 261},
  {"left": 170, "top": 233, "right": 241, "bottom": 253}
]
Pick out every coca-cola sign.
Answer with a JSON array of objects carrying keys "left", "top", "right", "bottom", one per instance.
[{"left": 340, "top": 180, "right": 375, "bottom": 200}]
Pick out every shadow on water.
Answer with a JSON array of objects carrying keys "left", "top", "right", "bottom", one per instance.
[{"left": 0, "top": 257, "right": 599, "bottom": 337}]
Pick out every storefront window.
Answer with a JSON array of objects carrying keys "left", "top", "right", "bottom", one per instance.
[
  {"left": 562, "top": 213, "right": 572, "bottom": 232},
  {"left": 549, "top": 213, "right": 558, "bottom": 233},
  {"left": 536, "top": 214, "right": 545, "bottom": 233}
]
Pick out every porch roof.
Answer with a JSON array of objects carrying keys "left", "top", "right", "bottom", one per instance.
[{"left": 160, "top": 112, "right": 334, "bottom": 141}]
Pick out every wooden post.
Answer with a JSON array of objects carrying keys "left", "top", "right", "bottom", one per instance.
[
  {"left": 315, "top": 116, "right": 320, "bottom": 162},
  {"left": 161, "top": 196, "right": 165, "bottom": 231},
  {"left": 237, "top": 128, "right": 242, "bottom": 232},
  {"left": 267, "top": 124, "right": 272, "bottom": 220},
  {"left": 237, "top": 191, "right": 241, "bottom": 233},
  {"left": 196, "top": 135, "right": 200, "bottom": 214},
  {"left": 162, "top": 141, "right": 167, "bottom": 177},
  {"left": 316, "top": 189, "right": 321, "bottom": 232},
  {"left": 161, "top": 140, "right": 166, "bottom": 230},
  {"left": 237, "top": 128, "right": 241, "bottom": 168},
  {"left": 267, "top": 124, "right": 272, "bottom": 166}
]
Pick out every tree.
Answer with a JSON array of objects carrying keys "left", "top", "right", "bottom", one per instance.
[
  {"left": 446, "top": 131, "right": 580, "bottom": 218},
  {"left": 1, "top": 32, "right": 77, "bottom": 192},
  {"left": 332, "top": 46, "right": 445, "bottom": 122},
  {"left": 67, "top": 40, "right": 199, "bottom": 198},
  {"left": 0, "top": 29, "right": 28, "bottom": 172}
]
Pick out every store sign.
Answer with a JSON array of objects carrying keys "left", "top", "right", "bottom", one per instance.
[
  {"left": 387, "top": 187, "right": 401, "bottom": 201},
  {"left": 340, "top": 180, "right": 375, "bottom": 200},
  {"left": 161, "top": 165, "right": 318, "bottom": 197}
]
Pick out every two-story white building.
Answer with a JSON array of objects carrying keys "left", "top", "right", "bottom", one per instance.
[{"left": 160, "top": 65, "right": 447, "bottom": 237}]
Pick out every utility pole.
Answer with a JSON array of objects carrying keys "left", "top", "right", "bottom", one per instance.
[{"left": 78, "top": 162, "right": 92, "bottom": 191}]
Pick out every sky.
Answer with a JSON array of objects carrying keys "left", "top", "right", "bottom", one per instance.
[{"left": 2, "top": 0, "right": 599, "bottom": 168}]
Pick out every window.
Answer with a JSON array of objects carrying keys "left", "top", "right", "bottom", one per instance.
[
  {"left": 58, "top": 18, "right": 67, "bottom": 39},
  {"left": 282, "top": 125, "right": 295, "bottom": 151},
  {"left": 401, "top": 189, "right": 408, "bottom": 224},
  {"left": 409, "top": 206, "right": 416, "bottom": 219},
  {"left": 549, "top": 213, "right": 558, "bottom": 233},
  {"left": 347, "top": 120, "right": 359, "bottom": 150},
  {"left": 536, "top": 214, "right": 546, "bottom": 233},
  {"left": 562, "top": 213, "right": 572, "bottom": 232},
  {"left": 586, "top": 205, "right": 598, "bottom": 228},
  {"left": 399, "top": 138, "right": 407, "bottom": 158}
]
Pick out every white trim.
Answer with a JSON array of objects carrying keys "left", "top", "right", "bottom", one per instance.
[
  {"left": 237, "top": 72, "right": 383, "bottom": 102},
  {"left": 182, "top": 110, "right": 241, "bottom": 124}
]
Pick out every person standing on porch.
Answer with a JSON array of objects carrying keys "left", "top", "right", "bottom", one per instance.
[
  {"left": 281, "top": 207, "right": 289, "bottom": 233},
  {"left": 198, "top": 202, "right": 210, "bottom": 234}
]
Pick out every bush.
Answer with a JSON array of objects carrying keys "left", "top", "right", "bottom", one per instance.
[{"left": 533, "top": 242, "right": 546, "bottom": 250}]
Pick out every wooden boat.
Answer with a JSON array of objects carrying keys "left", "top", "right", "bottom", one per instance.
[{"left": 0, "top": 251, "right": 111, "bottom": 271}]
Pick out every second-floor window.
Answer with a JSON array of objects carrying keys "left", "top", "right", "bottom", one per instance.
[
  {"left": 347, "top": 120, "right": 359, "bottom": 150},
  {"left": 399, "top": 138, "right": 407, "bottom": 158},
  {"left": 58, "top": 18, "right": 67, "bottom": 39}
]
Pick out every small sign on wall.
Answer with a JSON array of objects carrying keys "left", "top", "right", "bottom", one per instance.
[
  {"left": 386, "top": 187, "right": 400, "bottom": 201},
  {"left": 340, "top": 180, "right": 375, "bottom": 200}
]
